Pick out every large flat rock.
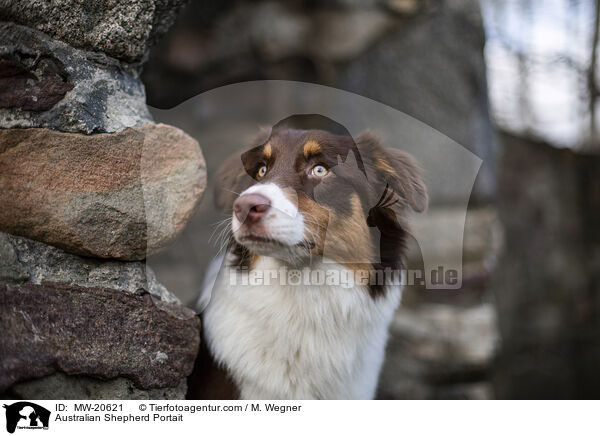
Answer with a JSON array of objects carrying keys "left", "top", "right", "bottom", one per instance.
[
  {"left": 0, "top": 281, "right": 200, "bottom": 392},
  {"left": 0, "top": 124, "right": 206, "bottom": 260}
]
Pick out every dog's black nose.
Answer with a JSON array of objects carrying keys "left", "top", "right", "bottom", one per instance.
[{"left": 234, "top": 193, "right": 271, "bottom": 223}]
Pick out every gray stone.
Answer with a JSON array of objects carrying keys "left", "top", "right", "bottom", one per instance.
[
  {"left": 9, "top": 372, "right": 187, "bottom": 400},
  {"left": 0, "top": 282, "right": 201, "bottom": 392},
  {"left": 0, "top": 0, "right": 189, "bottom": 63},
  {"left": 0, "top": 234, "right": 29, "bottom": 284},
  {"left": 0, "top": 232, "right": 179, "bottom": 305},
  {"left": 0, "top": 22, "right": 152, "bottom": 133}
]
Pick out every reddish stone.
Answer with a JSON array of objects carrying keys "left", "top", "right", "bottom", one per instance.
[{"left": 0, "top": 124, "right": 206, "bottom": 260}]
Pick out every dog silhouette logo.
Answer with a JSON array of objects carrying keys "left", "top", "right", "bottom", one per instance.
[{"left": 3, "top": 402, "right": 50, "bottom": 433}]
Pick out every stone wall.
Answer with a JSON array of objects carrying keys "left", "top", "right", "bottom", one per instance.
[
  {"left": 0, "top": 0, "right": 501, "bottom": 400},
  {"left": 0, "top": 0, "right": 206, "bottom": 399}
]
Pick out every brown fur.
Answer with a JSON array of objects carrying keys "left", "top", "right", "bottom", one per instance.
[
  {"left": 190, "top": 116, "right": 428, "bottom": 399},
  {"left": 212, "top": 117, "right": 428, "bottom": 298}
]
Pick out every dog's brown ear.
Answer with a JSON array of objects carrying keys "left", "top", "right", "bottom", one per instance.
[
  {"left": 382, "top": 147, "right": 428, "bottom": 212},
  {"left": 358, "top": 131, "right": 428, "bottom": 212},
  {"left": 214, "top": 151, "right": 250, "bottom": 211}
]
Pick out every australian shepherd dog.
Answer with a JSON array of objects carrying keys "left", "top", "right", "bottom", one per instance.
[{"left": 188, "top": 114, "right": 427, "bottom": 400}]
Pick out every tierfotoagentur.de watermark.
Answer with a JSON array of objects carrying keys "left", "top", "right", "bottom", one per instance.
[{"left": 229, "top": 265, "right": 459, "bottom": 289}]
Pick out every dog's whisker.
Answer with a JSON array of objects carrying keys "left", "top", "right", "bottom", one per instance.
[
  {"left": 223, "top": 188, "right": 242, "bottom": 196},
  {"left": 209, "top": 217, "right": 233, "bottom": 244}
]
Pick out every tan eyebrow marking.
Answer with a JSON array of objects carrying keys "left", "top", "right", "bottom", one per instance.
[
  {"left": 303, "top": 140, "right": 322, "bottom": 158},
  {"left": 263, "top": 143, "right": 272, "bottom": 159}
]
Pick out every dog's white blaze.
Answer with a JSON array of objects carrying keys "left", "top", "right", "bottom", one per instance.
[
  {"left": 232, "top": 183, "right": 305, "bottom": 247},
  {"left": 203, "top": 256, "right": 401, "bottom": 399}
]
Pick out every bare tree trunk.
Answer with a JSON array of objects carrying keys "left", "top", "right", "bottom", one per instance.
[
  {"left": 588, "top": 0, "right": 600, "bottom": 148},
  {"left": 493, "top": 133, "right": 600, "bottom": 399}
]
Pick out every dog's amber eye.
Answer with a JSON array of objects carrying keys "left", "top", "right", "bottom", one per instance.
[
  {"left": 311, "top": 165, "right": 328, "bottom": 177},
  {"left": 257, "top": 165, "right": 267, "bottom": 178}
]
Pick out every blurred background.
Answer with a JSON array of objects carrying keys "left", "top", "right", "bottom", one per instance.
[{"left": 142, "top": 0, "right": 600, "bottom": 399}]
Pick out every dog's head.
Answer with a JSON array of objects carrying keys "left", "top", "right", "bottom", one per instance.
[{"left": 215, "top": 115, "right": 427, "bottom": 294}]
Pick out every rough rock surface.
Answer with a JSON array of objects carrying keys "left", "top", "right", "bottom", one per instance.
[
  {"left": 0, "top": 0, "right": 189, "bottom": 63},
  {"left": 0, "top": 124, "right": 206, "bottom": 260},
  {"left": 0, "top": 22, "right": 152, "bottom": 133},
  {"left": 0, "top": 0, "right": 200, "bottom": 401},
  {"left": 0, "top": 231, "right": 179, "bottom": 304},
  {"left": 0, "top": 282, "right": 201, "bottom": 392},
  {"left": 8, "top": 372, "right": 187, "bottom": 400}
]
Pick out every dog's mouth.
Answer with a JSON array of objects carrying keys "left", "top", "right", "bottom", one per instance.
[
  {"left": 239, "top": 233, "right": 281, "bottom": 245},
  {"left": 237, "top": 232, "right": 315, "bottom": 250}
]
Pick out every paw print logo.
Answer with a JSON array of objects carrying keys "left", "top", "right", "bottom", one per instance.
[{"left": 287, "top": 269, "right": 302, "bottom": 286}]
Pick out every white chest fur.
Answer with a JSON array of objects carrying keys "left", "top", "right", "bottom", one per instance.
[{"left": 202, "top": 256, "right": 401, "bottom": 399}]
